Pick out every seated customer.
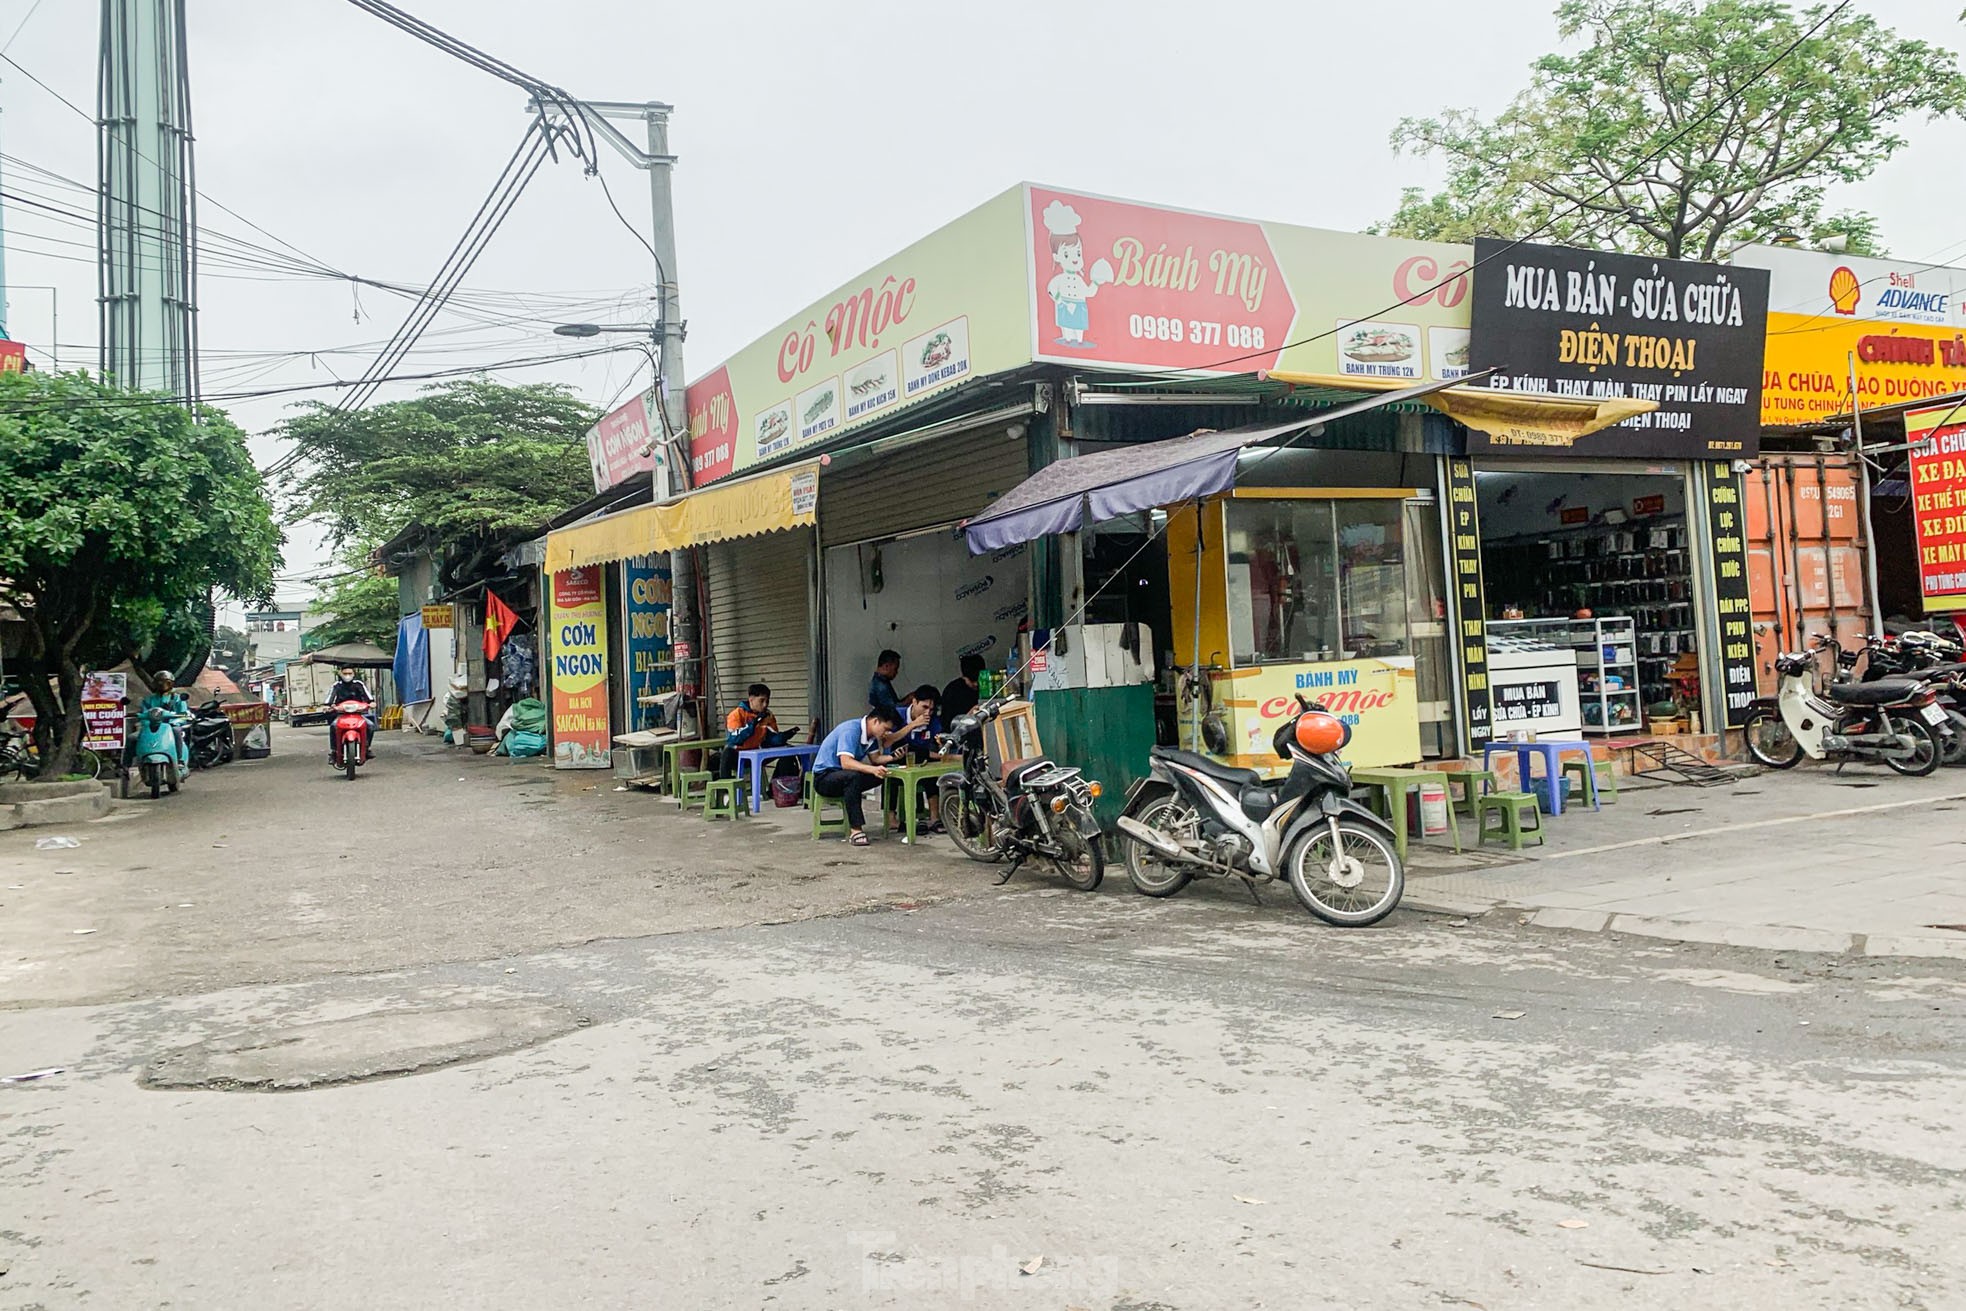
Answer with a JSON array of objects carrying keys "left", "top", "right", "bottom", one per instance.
[
  {"left": 811, "top": 706, "right": 905, "bottom": 847},
  {"left": 896, "top": 684, "right": 948, "bottom": 834},
  {"left": 941, "top": 652, "right": 985, "bottom": 727},
  {"left": 718, "top": 683, "right": 795, "bottom": 779}
]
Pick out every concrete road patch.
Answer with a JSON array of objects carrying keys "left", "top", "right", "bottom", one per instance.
[{"left": 140, "top": 1002, "right": 587, "bottom": 1091}]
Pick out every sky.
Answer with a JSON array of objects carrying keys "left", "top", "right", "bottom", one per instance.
[{"left": 4, "top": 0, "right": 1966, "bottom": 610}]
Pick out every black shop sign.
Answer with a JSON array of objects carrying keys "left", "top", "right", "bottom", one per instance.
[{"left": 1469, "top": 238, "right": 1769, "bottom": 460}]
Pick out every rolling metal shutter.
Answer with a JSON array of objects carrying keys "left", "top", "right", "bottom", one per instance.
[
  {"left": 818, "top": 427, "right": 1030, "bottom": 547},
  {"left": 704, "top": 527, "right": 813, "bottom": 730}
]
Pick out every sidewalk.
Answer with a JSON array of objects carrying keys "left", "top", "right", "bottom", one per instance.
[{"left": 1402, "top": 760, "right": 1966, "bottom": 958}]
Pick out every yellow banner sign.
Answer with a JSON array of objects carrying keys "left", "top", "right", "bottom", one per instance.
[
  {"left": 1209, "top": 658, "right": 1422, "bottom": 773},
  {"left": 420, "top": 604, "right": 453, "bottom": 629}
]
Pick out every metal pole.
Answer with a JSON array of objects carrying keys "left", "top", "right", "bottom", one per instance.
[
  {"left": 1191, "top": 500, "right": 1204, "bottom": 751},
  {"left": 641, "top": 107, "right": 685, "bottom": 456},
  {"left": 1850, "top": 351, "right": 1885, "bottom": 637}
]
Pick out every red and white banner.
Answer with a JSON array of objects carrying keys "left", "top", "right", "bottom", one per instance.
[{"left": 585, "top": 390, "right": 659, "bottom": 492}]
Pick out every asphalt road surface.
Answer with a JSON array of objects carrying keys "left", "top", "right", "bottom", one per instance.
[{"left": 3, "top": 729, "right": 1963, "bottom": 1309}]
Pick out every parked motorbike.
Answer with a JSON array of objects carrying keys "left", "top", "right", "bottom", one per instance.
[
  {"left": 935, "top": 697, "right": 1104, "bottom": 890},
  {"left": 1743, "top": 637, "right": 1945, "bottom": 775},
  {"left": 188, "top": 699, "right": 235, "bottom": 770},
  {"left": 1834, "top": 632, "right": 1966, "bottom": 766},
  {"left": 328, "top": 699, "right": 373, "bottom": 780},
  {"left": 132, "top": 702, "right": 191, "bottom": 799},
  {"left": 1115, "top": 696, "right": 1405, "bottom": 927}
]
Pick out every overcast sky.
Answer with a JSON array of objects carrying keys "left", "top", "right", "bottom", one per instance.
[{"left": 5, "top": 0, "right": 1965, "bottom": 604}]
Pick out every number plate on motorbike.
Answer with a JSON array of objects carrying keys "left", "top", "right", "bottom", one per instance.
[{"left": 1921, "top": 704, "right": 1948, "bottom": 726}]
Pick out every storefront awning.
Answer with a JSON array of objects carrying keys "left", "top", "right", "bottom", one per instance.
[
  {"left": 1263, "top": 371, "right": 1654, "bottom": 451},
  {"left": 962, "top": 377, "right": 1475, "bottom": 554},
  {"left": 544, "top": 460, "right": 820, "bottom": 572}
]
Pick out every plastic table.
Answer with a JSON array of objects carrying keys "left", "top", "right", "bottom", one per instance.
[
  {"left": 882, "top": 759, "right": 963, "bottom": 843},
  {"left": 659, "top": 737, "right": 724, "bottom": 803},
  {"left": 1482, "top": 738, "right": 1598, "bottom": 815},
  {"left": 737, "top": 744, "right": 820, "bottom": 815},
  {"left": 1348, "top": 765, "right": 1462, "bottom": 861}
]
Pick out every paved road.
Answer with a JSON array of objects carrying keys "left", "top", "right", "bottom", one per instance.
[{"left": 4, "top": 730, "right": 1965, "bottom": 1308}]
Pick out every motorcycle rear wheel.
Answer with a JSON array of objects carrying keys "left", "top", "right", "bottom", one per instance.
[
  {"left": 1742, "top": 707, "right": 1802, "bottom": 769},
  {"left": 940, "top": 781, "right": 1001, "bottom": 863},
  {"left": 1939, "top": 710, "right": 1966, "bottom": 766},
  {"left": 1050, "top": 803, "right": 1104, "bottom": 892},
  {"left": 1285, "top": 819, "right": 1403, "bottom": 927},
  {"left": 1883, "top": 714, "right": 1941, "bottom": 777},
  {"left": 1122, "top": 795, "right": 1196, "bottom": 898}
]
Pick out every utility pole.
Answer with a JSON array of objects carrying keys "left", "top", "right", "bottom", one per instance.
[{"left": 528, "top": 97, "right": 702, "bottom": 709}]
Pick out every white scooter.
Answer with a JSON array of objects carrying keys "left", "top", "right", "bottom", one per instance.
[{"left": 1742, "top": 638, "right": 1945, "bottom": 776}]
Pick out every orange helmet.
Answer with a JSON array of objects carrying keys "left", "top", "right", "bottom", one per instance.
[{"left": 1293, "top": 710, "right": 1349, "bottom": 756}]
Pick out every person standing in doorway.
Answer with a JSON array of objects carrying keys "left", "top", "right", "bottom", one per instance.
[
  {"left": 812, "top": 706, "right": 904, "bottom": 847},
  {"left": 868, "top": 650, "right": 903, "bottom": 717}
]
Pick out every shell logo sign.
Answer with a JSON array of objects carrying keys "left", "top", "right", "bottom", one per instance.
[{"left": 1828, "top": 265, "right": 1861, "bottom": 316}]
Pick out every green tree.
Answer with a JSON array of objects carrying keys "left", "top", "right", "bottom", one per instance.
[
  {"left": 306, "top": 542, "right": 404, "bottom": 651},
  {"left": 1382, "top": 0, "right": 1966, "bottom": 260},
  {"left": 210, "top": 625, "right": 249, "bottom": 681},
  {"left": 278, "top": 380, "right": 599, "bottom": 593},
  {"left": 0, "top": 372, "right": 281, "bottom": 777}
]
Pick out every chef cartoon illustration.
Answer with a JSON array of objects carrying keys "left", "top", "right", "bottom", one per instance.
[{"left": 1042, "top": 201, "right": 1114, "bottom": 349}]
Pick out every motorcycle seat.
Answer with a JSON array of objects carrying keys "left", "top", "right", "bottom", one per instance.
[
  {"left": 1827, "top": 679, "right": 1923, "bottom": 706},
  {"left": 1149, "top": 745, "right": 1261, "bottom": 790}
]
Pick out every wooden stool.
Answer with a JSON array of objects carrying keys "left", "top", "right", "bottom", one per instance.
[
  {"left": 1476, "top": 791, "right": 1544, "bottom": 850},
  {"left": 806, "top": 771, "right": 849, "bottom": 840},
  {"left": 676, "top": 770, "right": 713, "bottom": 810},
  {"left": 703, "top": 776, "right": 747, "bottom": 821},
  {"left": 1560, "top": 757, "right": 1617, "bottom": 808},
  {"left": 1444, "top": 769, "right": 1499, "bottom": 817}
]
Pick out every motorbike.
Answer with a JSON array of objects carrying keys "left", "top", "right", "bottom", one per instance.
[
  {"left": 935, "top": 696, "right": 1105, "bottom": 890},
  {"left": 188, "top": 699, "right": 235, "bottom": 770},
  {"left": 1115, "top": 696, "right": 1405, "bottom": 927},
  {"left": 1832, "top": 632, "right": 1966, "bottom": 766},
  {"left": 1742, "top": 637, "right": 1945, "bottom": 776},
  {"left": 328, "top": 699, "right": 373, "bottom": 780},
  {"left": 131, "top": 701, "right": 192, "bottom": 799}
]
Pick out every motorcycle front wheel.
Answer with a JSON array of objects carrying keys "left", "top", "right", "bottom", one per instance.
[
  {"left": 343, "top": 742, "right": 359, "bottom": 780},
  {"left": 1122, "top": 795, "right": 1196, "bottom": 898},
  {"left": 939, "top": 780, "right": 1002, "bottom": 863},
  {"left": 1050, "top": 803, "right": 1104, "bottom": 892},
  {"left": 1285, "top": 819, "right": 1403, "bottom": 927},
  {"left": 1883, "top": 714, "right": 1941, "bottom": 777},
  {"left": 1742, "top": 707, "right": 1803, "bottom": 769},
  {"left": 1939, "top": 710, "right": 1966, "bottom": 766}
]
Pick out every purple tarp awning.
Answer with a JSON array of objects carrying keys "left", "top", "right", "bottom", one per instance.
[{"left": 962, "top": 381, "right": 1455, "bottom": 555}]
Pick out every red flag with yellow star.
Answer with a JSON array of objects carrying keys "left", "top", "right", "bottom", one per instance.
[{"left": 483, "top": 590, "right": 519, "bottom": 662}]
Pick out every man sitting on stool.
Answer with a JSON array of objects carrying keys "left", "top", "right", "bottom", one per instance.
[{"left": 811, "top": 704, "right": 917, "bottom": 847}]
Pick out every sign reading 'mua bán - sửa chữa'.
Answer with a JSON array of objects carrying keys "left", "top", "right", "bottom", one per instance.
[
  {"left": 1469, "top": 238, "right": 1769, "bottom": 459},
  {"left": 1904, "top": 402, "right": 1966, "bottom": 613}
]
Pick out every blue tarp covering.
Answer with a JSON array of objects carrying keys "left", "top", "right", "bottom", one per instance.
[{"left": 394, "top": 612, "right": 431, "bottom": 705}]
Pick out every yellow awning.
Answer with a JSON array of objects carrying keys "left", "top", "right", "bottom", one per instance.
[
  {"left": 544, "top": 461, "right": 819, "bottom": 573},
  {"left": 1264, "top": 371, "right": 1656, "bottom": 450}
]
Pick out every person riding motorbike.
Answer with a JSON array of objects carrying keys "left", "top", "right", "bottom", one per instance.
[
  {"left": 327, "top": 665, "right": 376, "bottom": 753},
  {"left": 139, "top": 672, "right": 191, "bottom": 759}
]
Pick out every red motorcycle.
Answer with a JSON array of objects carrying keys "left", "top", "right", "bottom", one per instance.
[{"left": 328, "top": 699, "right": 372, "bottom": 780}]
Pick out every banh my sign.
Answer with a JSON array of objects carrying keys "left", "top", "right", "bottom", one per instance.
[{"left": 1211, "top": 659, "right": 1421, "bottom": 773}]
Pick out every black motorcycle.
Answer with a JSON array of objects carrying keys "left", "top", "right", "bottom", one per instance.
[
  {"left": 935, "top": 696, "right": 1105, "bottom": 891},
  {"left": 1838, "top": 633, "right": 1966, "bottom": 766},
  {"left": 188, "top": 698, "right": 234, "bottom": 770}
]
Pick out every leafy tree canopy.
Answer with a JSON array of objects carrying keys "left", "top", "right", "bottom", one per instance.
[
  {"left": 1382, "top": 0, "right": 1966, "bottom": 260},
  {"left": 277, "top": 380, "right": 600, "bottom": 573},
  {"left": 307, "top": 541, "right": 404, "bottom": 652},
  {"left": 0, "top": 371, "right": 281, "bottom": 774}
]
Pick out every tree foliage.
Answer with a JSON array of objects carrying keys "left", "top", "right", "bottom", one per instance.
[
  {"left": 307, "top": 542, "right": 404, "bottom": 652},
  {"left": 0, "top": 371, "right": 281, "bottom": 776},
  {"left": 277, "top": 380, "right": 600, "bottom": 584},
  {"left": 1382, "top": 0, "right": 1966, "bottom": 260}
]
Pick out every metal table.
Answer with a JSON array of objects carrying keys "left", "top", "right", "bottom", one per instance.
[{"left": 736, "top": 744, "right": 820, "bottom": 815}]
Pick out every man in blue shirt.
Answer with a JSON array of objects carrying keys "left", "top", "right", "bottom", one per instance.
[
  {"left": 868, "top": 649, "right": 902, "bottom": 716},
  {"left": 812, "top": 704, "right": 906, "bottom": 846}
]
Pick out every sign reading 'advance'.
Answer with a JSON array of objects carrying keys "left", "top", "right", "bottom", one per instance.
[{"left": 1470, "top": 238, "right": 1769, "bottom": 459}]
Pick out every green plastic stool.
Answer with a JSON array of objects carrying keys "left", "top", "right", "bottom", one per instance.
[
  {"left": 676, "top": 770, "right": 713, "bottom": 811},
  {"left": 1476, "top": 791, "right": 1544, "bottom": 850},
  {"left": 806, "top": 771, "right": 849, "bottom": 840},
  {"left": 1445, "top": 769, "right": 1500, "bottom": 817},
  {"left": 703, "top": 776, "right": 747, "bottom": 821},
  {"left": 1560, "top": 757, "right": 1617, "bottom": 807}
]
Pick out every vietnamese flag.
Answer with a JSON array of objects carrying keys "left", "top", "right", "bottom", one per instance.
[{"left": 483, "top": 590, "right": 520, "bottom": 661}]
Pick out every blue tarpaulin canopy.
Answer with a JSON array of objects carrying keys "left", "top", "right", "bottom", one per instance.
[{"left": 961, "top": 379, "right": 1471, "bottom": 555}]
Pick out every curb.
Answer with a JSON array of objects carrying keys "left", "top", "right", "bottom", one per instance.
[{"left": 1409, "top": 897, "right": 1966, "bottom": 960}]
